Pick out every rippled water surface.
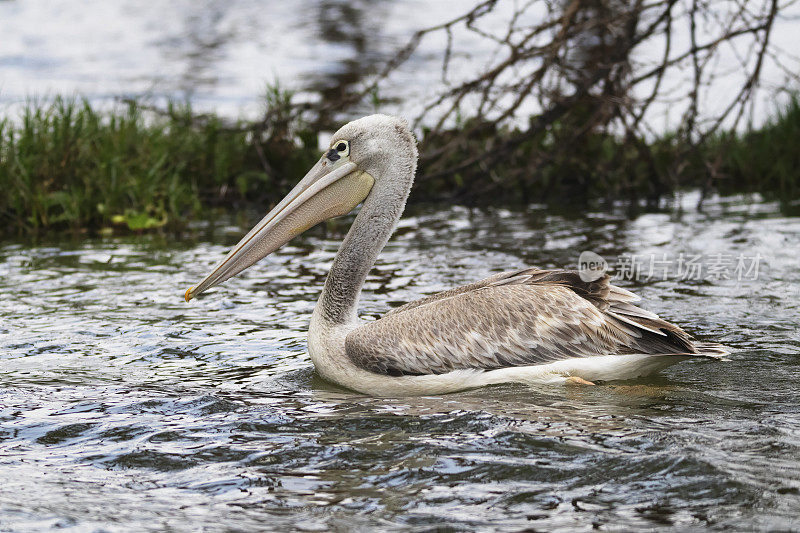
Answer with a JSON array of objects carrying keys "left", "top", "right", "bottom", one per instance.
[{"left": 1, "top": 194, "right": 799, "bottom": 531}]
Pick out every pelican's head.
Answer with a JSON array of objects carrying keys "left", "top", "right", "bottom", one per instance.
[{"left": 184, "top": 114, "right": 417, "bottom": 301}]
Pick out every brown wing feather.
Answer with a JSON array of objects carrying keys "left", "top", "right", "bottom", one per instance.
[{"left": 346, "top": 268, "right": 725, "bottom": 376}]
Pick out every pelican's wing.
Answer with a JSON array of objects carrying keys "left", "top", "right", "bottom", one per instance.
[{"left": 345, "top": 268, "right": 725, "bottom": 376}]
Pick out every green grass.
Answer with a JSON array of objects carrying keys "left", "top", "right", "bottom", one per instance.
[
  {"left": 0, "top": 96, "right": 318, "bottom": 236},
  {"left": 713, "top": 95, "right": 800, "bottom": 200},
  {"left": 1, "top": 94, "right": 798, "bottom": 237}
]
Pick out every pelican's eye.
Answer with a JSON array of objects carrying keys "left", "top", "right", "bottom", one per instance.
[{"left": 326, "top": 140, "right": 349, "bottom": 162}]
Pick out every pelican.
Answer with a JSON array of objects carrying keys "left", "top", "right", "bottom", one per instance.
[{"left": 185, "top": 114, "right": 728, "bottom": 396}]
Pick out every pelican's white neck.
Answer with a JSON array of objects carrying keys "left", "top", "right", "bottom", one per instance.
[{"left": 313, "top": 152, "right": 416, "bottom": 327}]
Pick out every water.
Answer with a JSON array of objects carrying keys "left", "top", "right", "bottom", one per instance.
[
  {"left": 2, "top": 0, "right": 798, "bottom": 128},
  {"left": 1, "top": 193, "right": 799, "bottom": 531},
  {"left": 0, "top": 0, "right": 486, "bottom": 120}
]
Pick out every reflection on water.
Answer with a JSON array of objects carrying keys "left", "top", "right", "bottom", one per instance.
[
  {"left": 160, "top": 4, "right": 232, "bottom": 98},
  {"left": 309, "top": 0, "right": 394, "bottom": 121},
  {"left": 1, "top": 193, "right": 799, "bottom": 530},
  {"left": 2, "top": 0, "right": 798, "bottom": 130},
  {"left": 0, "top": 0, "right": 431, "bottom": 119}
]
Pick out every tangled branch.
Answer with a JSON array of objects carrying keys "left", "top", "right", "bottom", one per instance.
[{"left": 351, "top": 0, "right": 797, "bottom": 202}]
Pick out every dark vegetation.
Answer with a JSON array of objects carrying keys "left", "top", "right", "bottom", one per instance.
[
  {"left": 417, "top": 95, "right": 800, "bottom": 207},
  {"left": 0, "top": 0, "right": 798, "bottom": 236},
  {"left": 0, "top": 96, "right": 319, "bottom": 235},
  {"left": 1, "top": 94, "right": 796, "bottom": 236}
]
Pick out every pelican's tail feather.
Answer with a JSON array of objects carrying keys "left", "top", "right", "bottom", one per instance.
[{"left": 692, "top": 341, "right": 731, "bottom": 359}]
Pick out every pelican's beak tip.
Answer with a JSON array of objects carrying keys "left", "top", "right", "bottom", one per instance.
[{"left": 184, "top": 286, "right": 194, "bottom": 302}]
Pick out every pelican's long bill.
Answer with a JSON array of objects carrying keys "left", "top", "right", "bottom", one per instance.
[{"left": 185, "top": 158, "right": 374, "bottom": 301}]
